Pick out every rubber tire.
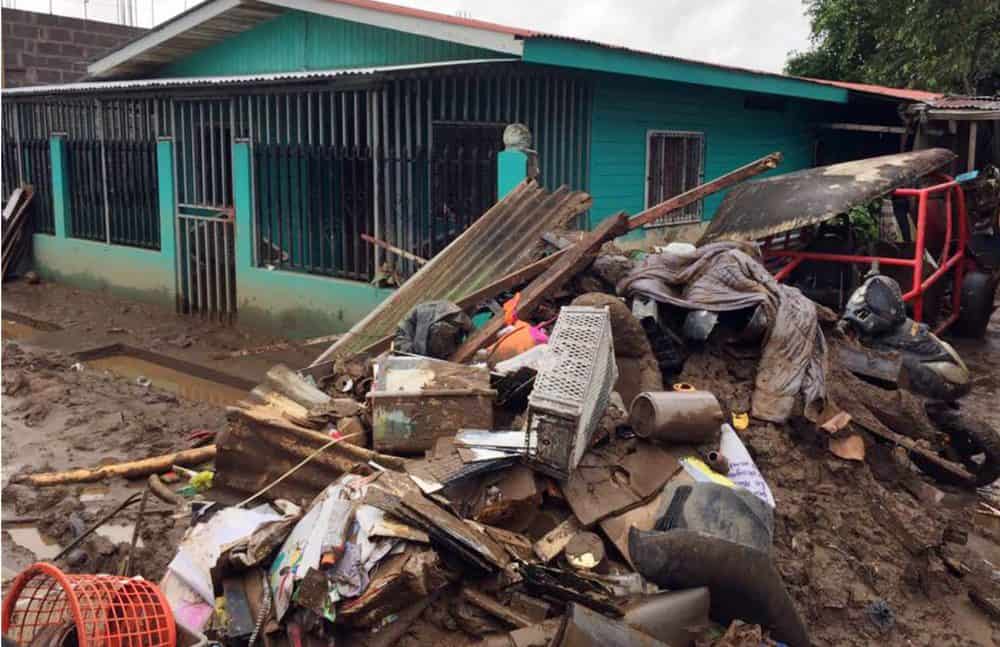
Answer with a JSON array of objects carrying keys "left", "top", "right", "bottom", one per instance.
[
  {"left": 953, "top": 272, "right": 997, "bottom": 338},
  {"left": 910, "top": 406, "right": 1000, "bottom": 487}
]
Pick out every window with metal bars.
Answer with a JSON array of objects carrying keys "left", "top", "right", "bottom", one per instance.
[{"left": 644, "top": 131, "right": 705, "bottom": 227}]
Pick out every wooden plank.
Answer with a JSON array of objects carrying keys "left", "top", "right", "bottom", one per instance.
[
  {"left": 361, "top": 233, "right": 428, "bottom": 266},
  {"left": 628, "top": 152, "right": 781, "bottom": 230},
  {"left": 265, "top": 363, "right": 331, "bottom": 409},
  {"left": 300, "top": 248, "right": 570, "bottom": 379},
  {"left": 451, "top": 213, "right": 630, "bottom": 363}
]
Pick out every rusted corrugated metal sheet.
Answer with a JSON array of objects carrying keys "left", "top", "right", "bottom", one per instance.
[
  {"left": 214, "top": 415, "right": 360, "bottom": 507},
  {"left": 310, "top": 179, "right": 592, "bottom": 365},
  {"left": 924, "top": 95, "right": 1000, "bottom": 111},
  {"left": 699, "top": 148, "right": 956, "bottom": 244}
]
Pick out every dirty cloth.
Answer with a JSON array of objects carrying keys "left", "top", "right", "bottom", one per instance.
[
  {"left": 394, "top": 300, "right": 473, "bottom": 359},
  {"left": 618, "top": 242, "right": 827, "bottom": 422}
]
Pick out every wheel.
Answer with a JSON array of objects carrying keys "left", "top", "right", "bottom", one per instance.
[
  {"left": 910, "top": 405, "right": 1000, "bottom": 487},
  {"left": 953, "top": 271, "right": 997, "bottom": 338}
]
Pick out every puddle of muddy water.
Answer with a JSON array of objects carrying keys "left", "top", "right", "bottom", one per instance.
[
  {"left": 2, "top": 319, "right": 40, "bottom": 341},
  {"left": 7, "top": 525, "right": 62, "bottom": 560},
  {"left": 6, "top": 522, "right": 145, "bottom": 562},
  {"left": 85, "top": 355, "right": 247, "bottom": 406}
]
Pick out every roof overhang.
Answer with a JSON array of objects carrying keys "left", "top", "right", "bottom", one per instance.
[
  {"left": 521, "top": 37, "right": 849, "bottom": 104},
  {"left": 87, "top": 0, "right": 525, "bottom": 80},
  {"left": 4, "top": 59, "right": 517, "bottom": 97}
]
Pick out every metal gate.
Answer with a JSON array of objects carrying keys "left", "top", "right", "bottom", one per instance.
[{"left": 176, "top": 209, "right": 236, "bottom": 321}]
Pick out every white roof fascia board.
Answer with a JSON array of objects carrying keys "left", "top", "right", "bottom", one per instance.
[
  {"left": 87, "top": 0, "right": 243, "bottom": 78},
  {"left": 264, "top": 0, "right": 524, "bottom": 56}
]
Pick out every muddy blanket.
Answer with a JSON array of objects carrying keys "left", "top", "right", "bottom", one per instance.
[{"left": 618, "top": 242, "right": 826, "bottom": 422}]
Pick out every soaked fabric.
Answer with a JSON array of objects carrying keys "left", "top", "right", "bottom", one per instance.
[
  {"left": 618, "top": 242, "right": 827, "bottom": 422},
  {"left": 394, "top": 301, "right": 473, "bottom": 359}
]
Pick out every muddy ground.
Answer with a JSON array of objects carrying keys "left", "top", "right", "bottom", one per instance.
[
  {"left": 2, "top": 278, "right": 999, "bottom": 646},
  {"left": 1, "top": 279, "right": 318, "bottom": 587}
]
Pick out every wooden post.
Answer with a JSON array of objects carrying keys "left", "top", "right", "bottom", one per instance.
[{"left": 628, "top": 152, "right": 782, "bottom": 230}]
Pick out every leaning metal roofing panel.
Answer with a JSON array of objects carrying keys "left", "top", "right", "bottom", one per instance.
[
  {"left": 310, "top": 179, "right": 592, "bottom": 365},
  {"left": 0, "top": 59, "right": 517, "bottom": 96},
  {"left": 699, "top": 148, "right": 957, "bottom": 244}
]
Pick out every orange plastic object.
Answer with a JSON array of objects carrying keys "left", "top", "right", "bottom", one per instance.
[
  {"left": 2, "top": 562, "right": 176, "bottom": 647},
  {"left": 672, "top": 383, "right": 697, "bottom": 392},
  {"left": 487, "top": 321, "right": 545, "bottom": 363}
]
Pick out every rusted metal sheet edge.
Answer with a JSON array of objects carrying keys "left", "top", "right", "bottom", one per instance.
[
  {"left": 699, "top": 148, "right": 957, "bottom": 244},
  {"left": 310, "top": 179, "right": 592, "bottom": 366}
]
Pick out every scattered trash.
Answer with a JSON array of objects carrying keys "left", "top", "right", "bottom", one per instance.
[
  {"left": 136, "top": 375, "right": 152, "bottom": 388},
  {"left": 865, "top": 599, "right": 895, "bottom": 632},
  {"left": 10, "top": 150, "right": 999, "bottom": 647}
]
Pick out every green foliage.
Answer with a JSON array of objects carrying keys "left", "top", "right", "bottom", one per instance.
[
  {"left": 786, "top": 0, "right": 1000, "bottom": 95},
  {"left": 847, "top": 201, "right": 880, "bottom": 243}
]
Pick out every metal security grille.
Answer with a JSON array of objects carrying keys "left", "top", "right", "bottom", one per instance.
[
  {"left": 645, "top": 131, "right": 705, "bottom": 227},
  {"left": 101, "top": 99, "right": 160, "bottom": 248},
  {"left": 253, "top": 143, "right": 374, "bottom": 280},
  {"left": 177, "top": 210, "right": 236, "bottom": 321},
  {"left": 66, "top": 138, "right": 107, "bottom": 242},
  {"left": 429, "top": 123, "right": 502, "bottom": 257},
  {"left": 173, "top": 99, "right": 232, "bottom": 209},
  {"left": 21, "top": 139, "right": 54, "bottom": 234}
]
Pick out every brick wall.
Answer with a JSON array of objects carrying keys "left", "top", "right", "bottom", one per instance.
[{"left": 2, "top": 9, "right": 147, "bottom": 87}]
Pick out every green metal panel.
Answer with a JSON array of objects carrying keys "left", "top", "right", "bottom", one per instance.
[
  {"left": 497, "top": 149, "right": 527, "bottom": 199},
  {"left": 164, "top": 11, "right": 506, "bottom": 77},
  {"left": 156, "top": 138, "right": 178, "bottom": 303},
  {"left": 587, "top": 73, "right": 827, "bottom": 224},
  {"left": 523, "top": 38, "right": 848, "bottom": 104},
  {"left": 49, "top": 135, "right": 69, "bottom": 239}
]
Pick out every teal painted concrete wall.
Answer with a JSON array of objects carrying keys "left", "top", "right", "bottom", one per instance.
[
  {"left": 32, "top": 234, "right": 176, "bottom": 307},
  {"left": 164, "top": 11, "right": 506, "bottom": 77},
  {"left": 232, "top": 141, "right": 392, "bottom": 338},
  {"left": 587, "top": 73, "right": 827, "bottom": 225},
  {"left": 31, "top": 135, "right": 177, "bottom": 308}
]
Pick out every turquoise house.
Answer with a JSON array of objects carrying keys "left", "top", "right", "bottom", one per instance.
[{"left": 0, "top": 0, "right": 910, "bottom": 337}]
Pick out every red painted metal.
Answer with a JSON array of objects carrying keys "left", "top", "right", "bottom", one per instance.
[{"left": 767, "top": 176, "right": 969, "bottom": 334}]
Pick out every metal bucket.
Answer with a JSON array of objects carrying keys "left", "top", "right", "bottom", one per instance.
[{"left": 629, "top": 391, "right": 723, "bottom": 443}]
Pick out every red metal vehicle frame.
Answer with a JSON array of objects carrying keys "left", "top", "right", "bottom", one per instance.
[{"left": 764, "top": 175, "right": 968, "bottom": 334}]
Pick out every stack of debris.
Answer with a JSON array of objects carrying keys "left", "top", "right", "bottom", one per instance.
[
  {"left": 2, "top": 185, "right": 35, "bottom": 281},
  {"left": 9, "top": 153, "right": 1000, "bottom": 646}
]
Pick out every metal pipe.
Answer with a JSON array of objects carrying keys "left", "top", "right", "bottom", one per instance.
[
  {"left": 97, "top": 99, "right": 111, "bottom": 243},
  {"left": 628, "top": 391, "right": 724, "bottom": 443}
]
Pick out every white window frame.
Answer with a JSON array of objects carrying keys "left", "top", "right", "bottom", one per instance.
[{"left": 643, "top": 129, "right": 706, "bottom": 228}]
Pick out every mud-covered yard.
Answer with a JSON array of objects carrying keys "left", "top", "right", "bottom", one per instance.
[{"left": 2, "top": 278, "right": 999, "bottom": 646}]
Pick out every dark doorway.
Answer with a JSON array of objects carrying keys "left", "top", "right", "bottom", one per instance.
[{"left": 429, "top": 122, "right": 504, "bottom": 256}]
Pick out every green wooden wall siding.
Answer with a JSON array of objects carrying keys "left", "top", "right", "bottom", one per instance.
[
  {"left": 164, "top": 11, "right": 507, "bottom": 77},
  {"left": 586, "top": 73, "right": 828, "bottom": 224}
]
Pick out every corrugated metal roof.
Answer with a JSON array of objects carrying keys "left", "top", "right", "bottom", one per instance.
[
  {"left": 320, "top": 0, "right": 530, "bottom": 36},
  {"left": 0, "top": 59, "right": 516, "bottom": 96},
  {"left": 310, "top": 179, "right": 592, "bottom": 366},
  {"left": 699, "top": 148, "right": 957, "bottom": 244},
  {"left": 923, "top": 95, "right": 1000, "bottom": 110},
  {"left": 802, "top": 78, "right": 942, "bottom": 102}
]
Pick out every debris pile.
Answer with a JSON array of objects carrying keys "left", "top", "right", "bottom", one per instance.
[{"left": 6, "top": 154, "right": 1000, "bottom": 646}]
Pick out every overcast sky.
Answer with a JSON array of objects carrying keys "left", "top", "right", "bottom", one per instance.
[{"left": 7, "top": 0, "right": 814, "bottom": 73}]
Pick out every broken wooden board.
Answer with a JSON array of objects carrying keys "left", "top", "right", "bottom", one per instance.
[
  {"left": 452, "top": 212, "right": 630, "bottom": 363},
  {"left": 311, "top": 180, "right": 592, "bottom": 365},
  {"left": 533, "top": 516, "right": 583, "bottom": 563},
  {"left": 461, "top": 586, "right": 535, "bottom": 629}
]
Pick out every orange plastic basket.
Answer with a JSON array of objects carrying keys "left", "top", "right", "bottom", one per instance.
[{"left": 2, "top": 563, "right": 176, "bottom": 647}]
